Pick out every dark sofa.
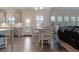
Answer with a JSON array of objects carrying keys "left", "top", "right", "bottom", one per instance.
[{"left": 58, "top": 26, "right": 79, "bottom": 50}]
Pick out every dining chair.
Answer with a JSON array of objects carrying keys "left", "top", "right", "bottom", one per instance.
[{"left": 40, "top": 27, "right": 52, "bottom": 48}]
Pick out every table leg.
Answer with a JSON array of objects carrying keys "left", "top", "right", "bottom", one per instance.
[{"left": 11, "top": 29, "right": 14, "bottom": 48}]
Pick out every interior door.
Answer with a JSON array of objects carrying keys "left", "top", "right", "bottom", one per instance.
[{"left": 22, "top": 18, "right": 32, "bottom": 35}]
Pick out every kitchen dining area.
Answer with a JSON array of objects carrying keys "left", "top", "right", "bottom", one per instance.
[{"left": 0, "top": 7, "right": 79, "bottom": 52}]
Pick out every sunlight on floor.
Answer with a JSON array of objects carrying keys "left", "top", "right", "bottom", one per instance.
[{"left": 24, "top": 37, "right": 32, "bottom": 51}]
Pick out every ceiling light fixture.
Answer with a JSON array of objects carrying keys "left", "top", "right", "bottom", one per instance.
[
  {"left": 39, "top": 7, "right": 43, "bottom": 9},
  {"left": 34, "top": 7, "right": 43, "bottom": 11},
  {"left": 35, "top": 7, "right": 38, "bottom": 10}
]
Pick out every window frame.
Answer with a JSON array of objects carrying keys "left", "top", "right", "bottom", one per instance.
[{"left": 36, "top": 16, "right": 44, "bottom": 29}]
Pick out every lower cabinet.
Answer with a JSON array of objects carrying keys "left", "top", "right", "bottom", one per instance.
[{"left": 0, "top": 32, "right": 5, "bottom": 48}]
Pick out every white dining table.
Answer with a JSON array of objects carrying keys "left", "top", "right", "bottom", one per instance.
[{"left": 35, "top": 28, "right": 46, "bottom": 43}]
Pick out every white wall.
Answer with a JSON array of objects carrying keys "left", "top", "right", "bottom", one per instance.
[
  {"left": 0, "top": 12, "right": 5, "bottom": 23},
  {"left": 51, "top": 8, "right": 79, "bottom": 16},
  {"left": 2, "top": 7, "right": 79, "bottom": 35},
  {"left": 21, "top": 10, "right": 50, "bottom": 35},
  {"left": 21, "top": 10, "right": 34, "bottom": 35},
  {"left": 0, "top": 9, "right": 50, "bottom": 35}
]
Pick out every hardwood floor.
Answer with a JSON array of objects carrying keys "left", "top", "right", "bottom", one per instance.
[{"left": 0, "top": 36, "right": 68, "bottom": 52}]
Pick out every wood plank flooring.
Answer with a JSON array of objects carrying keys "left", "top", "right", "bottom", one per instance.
[{"left": 0, "top": 36, "right": 68, "bottom": 52}]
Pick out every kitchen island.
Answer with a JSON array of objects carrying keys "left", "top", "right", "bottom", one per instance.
[{"left": 0, "top": 29, "right": 12, "bottom": 48}]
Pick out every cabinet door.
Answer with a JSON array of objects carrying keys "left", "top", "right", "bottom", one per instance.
[
  {"left": 0, "top": 38, "right": 5, "bottom": 46},
  {"left": 0, "top": 32, "right": 5, "bottom": 47}
]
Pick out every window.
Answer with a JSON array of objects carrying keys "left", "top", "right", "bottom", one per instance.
[
  {"left": 71, "top": 17, "right": 76, "bottom": 21},
  {"left": 51, "top": 16, "right": 55, "bottom": 21},
  {"left": 50, "top": 16, "right": 56, "bottom": 26},
  {"left": 70, "top": 17, "right": 76, "bottom": 26},
  {"left": 36, "top": 16, "right": 44, "bottom": 22},
  {"left": 36, "top": 16, "right": 44, "bottom": 29},
  {"left": 77, "top": 17, "right": 79, "bottom": 26},
  {"left": 57, "top": 16, "right": 63, "bottom": 26},
  {"left": 77, "top": 17, "right": 79, "bottom": 21},
  {"left": 64, "top": 17, "right": 69, "bottom": 21},
  {"left": 25, "top": 19, "right": 31, "bottom": 32},
  {"left": 64, "top": 16, "right": 69, "bottom": 26},
  {"left": 57, "top": 16, "right": 62, "bottom": 21},
  {"left": 6, "top": 17, "right": 15, "bottom": 24}
]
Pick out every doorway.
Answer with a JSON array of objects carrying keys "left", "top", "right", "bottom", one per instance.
[{"left": 22, "top": 18, "right": 32, "bottom": 36}]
